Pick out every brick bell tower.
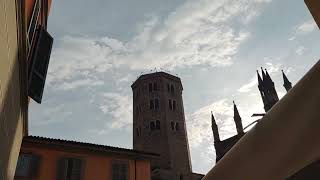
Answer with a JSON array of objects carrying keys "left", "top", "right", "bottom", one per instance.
[{"left": 131, "top": 72, "right": 192, "bottom": 180}]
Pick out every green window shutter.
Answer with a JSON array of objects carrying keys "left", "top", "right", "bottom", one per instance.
[
  {"left": 71, "top": 159, "right": 82, "bottom": 180},
  {"left": 28, "top": 26, "right": 53, "bottom": 103}
]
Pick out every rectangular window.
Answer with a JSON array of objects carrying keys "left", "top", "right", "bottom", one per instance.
[
  {"left": 149, "top": 83, "right": 153, "bottom": 92},
  {"left": 173, "top": 100, "right": 176, "bottom": 111},
  {"left": 57, "top": 158, "right": 83, "bottom": 180},
  {"left": 112, "top": 161, "right": 128, "bottom": 180},
  {"left": 15, "top": 154, "right": 40, "bottom": 178}
]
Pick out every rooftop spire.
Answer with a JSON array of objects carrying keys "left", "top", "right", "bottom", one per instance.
[
  {"left": 282, "top": 70, "right": 292, "bottom": 92},
  {"left": 265, "top": 69, "right": 273, "bottom": 83},
  {"left": 233, "top": 101, "right": 240, "bottom": 118},
  {"left": 233, "top": 101, "right": 244, "bottom": 136},
  {"left": 257, "top": 70, "right": 263, "bottom": 87},
  {"left": 261, "top": 67, "right": 266, "bottom": 80},
  {"left": 211, "top": 111, "right": 220, "bottom": 142}
]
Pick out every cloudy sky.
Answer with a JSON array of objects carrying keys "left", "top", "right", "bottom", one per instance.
[{"left": 29, "top": 0, "right": 320, "bottom": 174}]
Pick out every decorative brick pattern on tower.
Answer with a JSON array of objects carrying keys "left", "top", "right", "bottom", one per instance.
[{"left": 131, "top": 72, "right": 193, "bottom": 180}]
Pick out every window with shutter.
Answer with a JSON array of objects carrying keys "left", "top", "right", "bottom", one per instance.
[
  {"left": 15, "top": 154, "right": 40, "bottom": 178},
  {"left": 57, "top": 158, "right": 83, "bottom": 180},
  {"left": 112, "top": 161, "right": 128, "bottom": 180},
  {"left": 28, "top": 26, "right": 53, "bottom": 103}
]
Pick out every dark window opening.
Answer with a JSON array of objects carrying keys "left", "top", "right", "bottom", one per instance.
[
  {"left": 171, "top": 85, "right": 175, "bottom": 94},
  {"left": 171, "top": 122, "right": 174, "bottom": 130},
  {"left": 176, "top": 123, "right": 180, "bottom": 131},
  {"left": 153, "top": 82, "right": 158, "bottom": 91},
  {"left": 15, "top": 154, "right": 40, "bottom": 177},
  {"left": 112, "top": 162, "right": 128, "bottom": 180},
  {"left": 57, "top": 158, "right": 82, "bottom": 180},
  {"left": 180, "top": 174, "right": 183, "bottom": 180},
  {"left": 150, "top": 100, "right": 154, "bottom": 110},
  {"left": 150, "top": 122, "right": 155, "bottom": 131},
  {"left": 173, "top": 101, "right": 176, "bottom": 111},
  {"left": 156, "top": 120, "right": 160, "bottom": 130},
  {"left": 167, "top": 84, "right": 170, "bottom": 92},
  {"left": 136, "top": 128, "right": 140, "bottom": 136},
  {"left": 149, "top": 83, "right": 153, "bottom": 92},
  {"left": 169, "top": 100, "right": 172, "bottom": 110},
  {"left": 155, "top": 99, "right": 159, "bottom": 110}
]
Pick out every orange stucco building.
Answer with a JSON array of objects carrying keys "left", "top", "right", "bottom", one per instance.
[{"left": 14, "top": 136, "right": 157, "bottom": 180}]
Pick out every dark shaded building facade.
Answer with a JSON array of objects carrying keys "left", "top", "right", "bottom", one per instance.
[{"left": 211, "top": 69, "right": 320, "bottom": 179}]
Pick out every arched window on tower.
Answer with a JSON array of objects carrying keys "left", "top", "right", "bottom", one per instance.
[
  {"left": 136, "top": 128, "right": 140, "bottom": 136},
  {"left": 150, "top": 121, "right": 155, "bottom": 131},
  {"left": 156, "top": 120, "right": 160, "bottom": 130},
  {"left": 173, "top": 100, "right": 176, "bottom": 111},
  {"left": 150, "top": 100, "right": 154, "bottom": 110},
  {"left": 175, "top": 123, "right": 179, "bottom": 131},
  {"left": 155, "top": 99, "right": 159, "bottom": 110},
  {"left": 171, "top": 122, "right": 174, "bottom": 130},
  {"left": 167, "top": 84, "right": 170, "bottom": 92},
  {"left": 180, "top": 174, "right": 183, "bottom": 180},
  {"left": 149, "top": 83, "right": 153, "bottom": 92},
  {"left": 169, "top": 99, "right": 172, "bottom": 110},
  {"left": 153, "top": 82, "right": 158, "bottom": 91},
  {"left": 171, "top": 84, "right": 175, "bottom": 94}
]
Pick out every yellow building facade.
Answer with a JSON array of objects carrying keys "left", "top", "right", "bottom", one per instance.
[{"left": 0, "top": 1, "right": 52, "bottom": 179}]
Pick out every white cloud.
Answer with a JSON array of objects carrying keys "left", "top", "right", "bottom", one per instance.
[
  {"left": 238, "top": 62, "right": 282, "bottom": 93},
  {"left": 288, "top": 36, "right": 296, "bottom": 41},
  {"left": 187, "top": 99, "right": 235, "bottom": 148},
  {"left": 295, "top": 46, "right": 306, "bottom": 55},
  {"left": 56, "top": 78, "right": 104, "bottom": 90},
  {"left": 296, "top": 20, "right": 317, "bottom": 34},
  {"left": 238, "top": 76, "right": 257, "bottom": 93},
  {"left": 47, "top": 0, "right": 272, "bottom": 89},
  {"left": 99, "top": 93, "right": 133, "bottom": 129},
  {"left": 31, "top": 103, "right": 73, "bottom": 126}
]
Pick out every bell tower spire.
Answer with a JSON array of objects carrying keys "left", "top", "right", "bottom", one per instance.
[
  {"left": 233, "top": 101, "right": 244, "bottom": 136},
  {"left": 282, "top": 70, "right": 292, "bottom": 92},
  {"left": 211, "top": 111, "right": 220, "bottom": 142},
  {"left": 257, "top": 68, "right": 279, "bottom": 112}
]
